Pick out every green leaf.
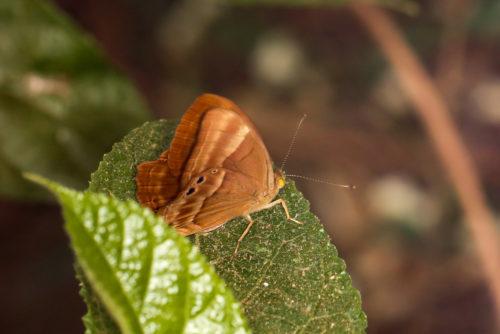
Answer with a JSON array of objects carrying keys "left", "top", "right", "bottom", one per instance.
[
  {"left": 27, "top": 174, "right": 250, "bottom": 334},
  {"left": 75, "top": 263, "right": 122, "bottom": 334},
  {"left": 0, "top": 0, "right": 150, "bottom": 201},
  {"left": 89, "top": 119, "right": 367, "bottom": 333}
]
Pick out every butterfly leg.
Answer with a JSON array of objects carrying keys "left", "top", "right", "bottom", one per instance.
[
  {"left": 231, "top": 215, "right": 254, "bottom": 261},
  {"left": 263, "top": 199, "right": 303, "bottom": 225}
]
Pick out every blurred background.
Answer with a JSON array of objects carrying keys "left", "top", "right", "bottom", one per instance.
[{"left": 1, "top": 0, "right": 499, "bottom": 333}]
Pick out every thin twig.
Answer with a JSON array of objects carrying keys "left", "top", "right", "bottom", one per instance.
[{"left": 351, "top": 2, "right": 500, "bottom": 327}]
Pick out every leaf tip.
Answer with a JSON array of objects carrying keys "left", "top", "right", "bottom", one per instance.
[
  {"left": 23, "top": 173, "right": 63, "bottom": 197},
  {"left": 23, "top": 172, "right": 49, "bottom": 186}
]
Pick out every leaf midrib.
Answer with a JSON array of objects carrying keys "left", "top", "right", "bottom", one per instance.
[{"left": 64, "top": 193, "right": 144, "bottom": 334}]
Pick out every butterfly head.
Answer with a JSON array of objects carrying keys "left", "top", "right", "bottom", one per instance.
[{"left": 274, "top": 170, "right": 286, "bottom": 190}]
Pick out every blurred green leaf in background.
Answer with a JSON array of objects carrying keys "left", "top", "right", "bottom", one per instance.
[{"left": 0, "top": 0, "right": 151, "bottom": 201}]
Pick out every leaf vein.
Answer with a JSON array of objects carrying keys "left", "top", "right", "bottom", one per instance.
[
  {"left": 241, "top": 232, "right": 307, "bottom": 304},
  {"left": 138, "top": 215, "right": 155, "bottom": 314}
]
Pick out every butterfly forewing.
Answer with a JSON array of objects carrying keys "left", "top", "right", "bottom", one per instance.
[
  {"left": 167, "top": 94, "right": 257, "bottom": 178},
  {"left": 182, "top": 108, "right": 274, "bottom": 193}
]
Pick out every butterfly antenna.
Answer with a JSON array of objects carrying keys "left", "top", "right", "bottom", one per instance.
[
  {"left": 280, "top": 114, "right": 307, "bottom": 171},
  {"left": 286, "top": 174, "right": 356, "bottom": 189}
]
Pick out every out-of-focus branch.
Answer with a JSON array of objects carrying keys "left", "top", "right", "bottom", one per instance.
[{"left": 351, "top": 2, "right": 500, "bottom": 327}]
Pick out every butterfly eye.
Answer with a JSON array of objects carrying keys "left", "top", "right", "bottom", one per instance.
[
  {"left": 197, "top": 176, "right": 204, "bottom": 184},
  {"left": 211, "top": 169, "right": 217, "bottom": 174},
  {"left": 186, "top": 187, "right": 195, "bottom": 196}
]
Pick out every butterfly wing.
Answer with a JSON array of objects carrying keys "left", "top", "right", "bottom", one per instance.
[
  {"left": 135, "top": 150, "right": 180, "bottom": 212},
  {"left": 167, "top": 93, "right": 259, "bottom": 177},
  {"left": 160, "top": 168, "right": 258, "bottom": 235},
  {"left": 136, "top": 93, "right": 279, "bottom": 233},
  {"left": 175, "top": 94, "right": 275, "bottom": 194}
]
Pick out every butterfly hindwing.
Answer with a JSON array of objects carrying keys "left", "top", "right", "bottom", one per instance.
[
  {"left": 135, "top": 150, "right": 180, "bottom": 212},
  {"left": 161, "top": 168, "right": 256, "bottom": 234}
]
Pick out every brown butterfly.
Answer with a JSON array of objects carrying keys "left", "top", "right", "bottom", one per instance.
[{"left": 135, "top": 93, "right": 302, "bottom": 257}]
